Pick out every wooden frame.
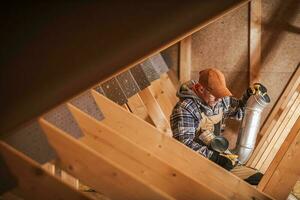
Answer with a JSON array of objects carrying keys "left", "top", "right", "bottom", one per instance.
[
  {"left": 258, "top": 117, "right": 300, "bottom": 199},
  {"left": 249, "top": 0, "right": 262, "bottom": 84},
  {"left": 91, "top": 90, "right": 272, "bottom": 200},
  {"left": 39, "top": 118, "right": 169, "bottom": 200},
  {"left": 68, "top": 103, "right": 222, "bottom": 199},
  {"left": 138, "top": 88, "right": 172, "bottom": 136},
  {"left": 247, "top": 67, "right": 300, "bottom": 171},
  {"left": 179, "top": 36, "right": 192, "bottom": 84},
  {"left": 0, "top": 141, "right": 91, "bottom": 200}
]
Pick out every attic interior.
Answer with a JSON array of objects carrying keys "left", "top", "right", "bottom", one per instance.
[{"left": 0, "top": 1, "right": 299, "bottom": 200}]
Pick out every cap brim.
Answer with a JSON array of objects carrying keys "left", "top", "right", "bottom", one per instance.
[{"left": 212, "top": 86, "right": 232, "bottom": 98}]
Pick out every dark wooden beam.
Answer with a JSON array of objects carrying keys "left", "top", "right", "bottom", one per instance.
[{"left": 0, "top": 1, "right": 250, "bottom": 134}]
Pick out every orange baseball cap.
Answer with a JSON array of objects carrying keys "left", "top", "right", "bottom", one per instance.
[{"left": 198, "top": 68, "right": 232, "bottom": 98}]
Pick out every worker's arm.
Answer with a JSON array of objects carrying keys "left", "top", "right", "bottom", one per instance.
[
  {"left": 222, "top": 96, "right": 244, "bottom": 120},
  {"left": 223, "top": 83, "right": 268, "bottom": 120},
  {"left": 170, "top": 99, "right": 214, "bottom": 158}
]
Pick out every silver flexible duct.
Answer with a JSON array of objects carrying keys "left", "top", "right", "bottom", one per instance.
[{"left": 235, "top": 93, "right": 270, "bottom": 164}]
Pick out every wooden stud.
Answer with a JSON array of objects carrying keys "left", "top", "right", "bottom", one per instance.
[
  {"left": 0, "top": 141, "right": 91, "bottom": 200},
  {"left": 127, "top": 94, "right": 154, "bottom": 125},
  {"left": 259, "top": 96, "right": 300, "bottom": 172},
  {"left": 179, "top": 36, "right": 192, "bottom": 84},
  {"left": 138, "top": 88, "right": 172, "bottom": 136},
  {"left": 247, "top": 77, "right": 300, "bottom": 167},
  {"left": 67, "top": 103, "right": 223, "bottom": 199},
  {"left": 42, "top": 163, "right": 55, "bottom": 175},
  {"left": 249, "top": 67, "right": 300, "bottom": 166},
  {"left": 61, "top": 171, "right": 80, "bottom": 189},
  {"left": 149, "top": 78, "right": 174, "bottom": 119},
  {"left": 160, "top": 73, "right": 178, "bottom": 106},
  {"left": 39, "top": 118, "right": 170, "bottom": 200},
  {"left": 167, "top": 70, "right": 180, "bottom": 92},
  {"left": 91, "top": 90, "right": 272, "bottom": 200},
  {"left": 255, "top": 91, "right": 300, "bottom": 171},
  {"left": 249, "top": 0, "right": 262, "bottom": 84},
  {"left": 258, "top": 117, "right": 300, "bottom": 200},
  {"left": 248, "top": 87, "right": 300, "bottom": 169}
]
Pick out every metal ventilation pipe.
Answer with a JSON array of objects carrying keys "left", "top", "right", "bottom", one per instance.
[{"left": 235, "top": 93, "right": 270, "bottom": 164}]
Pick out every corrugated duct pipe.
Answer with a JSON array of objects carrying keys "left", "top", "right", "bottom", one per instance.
[{"left": 235, "top": 92, "right": 270, "bottom": 164}]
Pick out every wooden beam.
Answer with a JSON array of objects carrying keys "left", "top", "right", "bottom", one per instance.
[
  {"left": 42, "top": 163, "right": 55, "bottom": 175},
  {"left": 91, "top": 90, "right": 272, "bottom": 200},
  {"left": 39, "top": 118, "right": 170, "bottom": 200},
  {"left": 255, "top": 90, "right": 300, "bottom": 172},
  {"left": 249, "top": 0, "right": 262, "bottom": 84},
  {"left": 167, "top": 70, "right": 180, "bottom": 92},
  {"left": 68, "top": 103, "right": 223, "bottom": 199},
  {"left": 149, "top": 78, "right": 174, "bottom": 119},
  {"left": 61, "top": 171, "right": 79, "bottom": 189},
  {"left": 0, "top": 141, "right": 91, "bottom": 200},
  {"left": 258, "top": 117, "right": 300, "bottom": 200},
  {"left": 127, "top": 94, "right": 154, "bottom": 124},
  {"left": 247, "top": 67, "right": 300, "bottom": 166},
  {"left": 1, "top": 0, "right": 252, "bottom": 135},
  {"left": 160, "top": 73, "right": 178, "bottom": 106},
  {"left": 259, "top": 95, "right": 300, "bottom": 172},
  {"left": 179, "top": 36, "right": 192, "bottom": 84},
  {"left": 248, "top": 86, "right": 300, "bottom": 169},
  {"left": 138, "top": 88, "right": 172, "bottom": 136}
]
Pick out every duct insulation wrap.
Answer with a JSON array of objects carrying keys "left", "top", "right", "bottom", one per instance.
[{"left": 236, "top": 93, "right": 270, "bottom": 164}]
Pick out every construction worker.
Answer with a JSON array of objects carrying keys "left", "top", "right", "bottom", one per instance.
[{"left": 170, "top": 68, "right": 265, "bottom": 183}]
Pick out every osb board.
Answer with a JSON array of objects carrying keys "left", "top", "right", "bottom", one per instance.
[
  {"left": 2, "top": 121, "right": 56, "bottom": 164},
  {"left": 189, "top": 0, "right": 299, "bottom": 142},
  {"left": 259, "top": 0, "right": 300, "bottom": 122},
  {"left": 191, "top": 4, "right": 249, "bottom": 79},
  {"left": 190, "top": 4, "right": 249, "bottom": 143}
]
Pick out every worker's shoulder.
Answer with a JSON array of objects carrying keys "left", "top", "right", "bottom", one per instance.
[{"left": 176, "top": 98, "right": 197, "bottom": 111}]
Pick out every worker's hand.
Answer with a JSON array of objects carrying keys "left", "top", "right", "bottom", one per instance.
[
  {"left": 246, "top": 83, "right": 267, "bottom": 97},
  {"left": 209, "top": 151, "right": 234, "bottom": 171},
  {"left": 243, "top": 83, "right": 268, "bottom": 103}
]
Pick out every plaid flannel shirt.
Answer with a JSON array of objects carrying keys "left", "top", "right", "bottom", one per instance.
[{"left": 170, "top": 80, "right": 246, "bottom": 159}]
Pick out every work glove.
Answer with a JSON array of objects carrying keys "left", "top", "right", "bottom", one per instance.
[
  {"left": 248, "top": 83, "right": 267, "bottom": 96},
  {"left": 209, "top": 151, "right": 234, "bottom": 171},
  {"left": 244, "top": 172, "right": 264, "bottom": 185},
  {"left": 242, "top": 83, "right": 268, "bottom": 105}
]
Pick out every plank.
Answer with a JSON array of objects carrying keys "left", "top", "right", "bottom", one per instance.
[
  {"left": 160, "top": 73, "right": 178, "bottom": 106},
  {"left": 0, "top": 141, "right": 91, "bottom": 200},
  {"left": 258, "top": 117, "right": 300, "bottom": 200},
  {"left": 127, "top": 94, "right": 154, "bottom": 124},
  {"left": 121, "top": 104, "right": 131, "bottom": 112},
  {"left": 149, "top": 78, "right": 174, "bottom": 119},
  {"left": 39, "top": 118, "right": 169, "bottom": 200},
  {"left": 259, "top": 96, "right": 300, "bottom": 173},
  {"left": 258, "top": 117, "right": 300, "bottom": 190},
  {"left": 68, "top": 103, "right": 222, "bottom": 199},
  {"left": 249, "top": 0, "right": 262, "bottom": 84},
  {"left": 91, "top": 90, "right": 272, "bottom": 200},
  {"left": 167, "top": 70, "right": 180, "bottom": 92},
  {"left": 248, "top": 67, "right": 300, "bottom": 165},
  {"left": 42, "top": 163, "right": 55, "bottom": 175},
  {"left": 253, "top": 90, "right": 300, "bottom": 170},
  {"left": 248, "top": 86, "right": 300, "bottom": 167},
  {"left": 61, "top": 171, "right": 79, "bottom": 189},
  {"left": 138, "top": 88, "right": 172, "bottom": 136},
  {"left": 179, "top": 36, "right": 192, "bottom": 83}
]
